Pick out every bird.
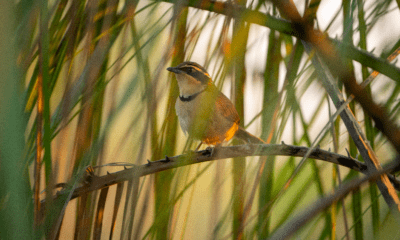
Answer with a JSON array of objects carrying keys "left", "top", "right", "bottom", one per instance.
[{"left": 167, "top": 61, "right": 265, "bottom": 149}]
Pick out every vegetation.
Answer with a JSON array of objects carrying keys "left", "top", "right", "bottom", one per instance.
[{"left": 1, "top": 0, "right": 400, "bottom": 239}]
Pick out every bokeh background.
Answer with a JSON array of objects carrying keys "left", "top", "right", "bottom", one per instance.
[{"left": 1, "top": 0, "right": 400, "bottom": 239}]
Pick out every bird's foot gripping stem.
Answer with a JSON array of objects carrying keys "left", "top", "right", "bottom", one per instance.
[{"left": 202, "top": 146, "right": 214, "bottom": 157}]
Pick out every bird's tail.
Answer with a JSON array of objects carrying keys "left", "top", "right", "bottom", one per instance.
[{"left": 235, "top": 127, "right": 266, "bottom": 144}]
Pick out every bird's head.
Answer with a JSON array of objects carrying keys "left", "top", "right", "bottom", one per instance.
[{"left": 167, "top": 61, "right": 212, "bottom": 97}]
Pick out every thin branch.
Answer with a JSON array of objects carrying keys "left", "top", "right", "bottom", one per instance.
[
  {"left": 264, "top": 0, "right": 400, "bottom": 213},
  {"left": 45, "top": 143, "right": 400, "bottom": 205},
  {"left": 158, "top": 0, "right": 400, "bottom": 82},
  {"left": 306, "top": 19, "right": 400, "bottom": 213},
  {"left": 269, "top": 160, "right": 400, "bottom": 240}
]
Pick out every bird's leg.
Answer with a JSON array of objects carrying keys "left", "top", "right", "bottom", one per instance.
[
  {"left": 195, "top": 142, "right": 203, "bottom": 151},
  {"left": 203, "top": 143, "right": 219, "bottom": 157}
]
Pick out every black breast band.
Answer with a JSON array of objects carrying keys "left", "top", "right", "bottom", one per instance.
[{"left": 179, "top": 89, "right": 206, "bottom": 102}]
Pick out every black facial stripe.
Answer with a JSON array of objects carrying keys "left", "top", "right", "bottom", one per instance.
[
  {"left": 179, "top": 66, "right": 210, "bottom": 84},
  {"left": 190, "top": 71, "right": 210, "bottom": 84},
  {"left": 180, "top": 67, "right": 194, "bottom": 73}
]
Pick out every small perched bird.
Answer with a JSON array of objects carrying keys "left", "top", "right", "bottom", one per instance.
[{"left": 167, "top": 61, "right": 264, "bottom": 148}]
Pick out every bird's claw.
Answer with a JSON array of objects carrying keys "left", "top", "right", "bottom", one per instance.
[{"left": 202, "top": 146, "right": 214, "bottom": 157}]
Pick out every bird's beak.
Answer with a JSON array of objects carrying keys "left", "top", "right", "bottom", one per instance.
[{"left": 167, "top": 66, "right": 181, "bottom": 74}]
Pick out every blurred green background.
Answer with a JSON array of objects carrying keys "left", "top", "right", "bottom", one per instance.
[{"left": 1, "top": 0, "right": 400, "bottom": 239}]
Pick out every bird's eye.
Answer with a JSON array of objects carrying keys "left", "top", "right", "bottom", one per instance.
[{"left": 186, "top": 68, "right": 193, "bottom": 73}]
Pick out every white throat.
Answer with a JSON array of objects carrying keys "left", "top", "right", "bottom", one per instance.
[{"left": 176, "top": 75, "right": 207, "bottom": 98}]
